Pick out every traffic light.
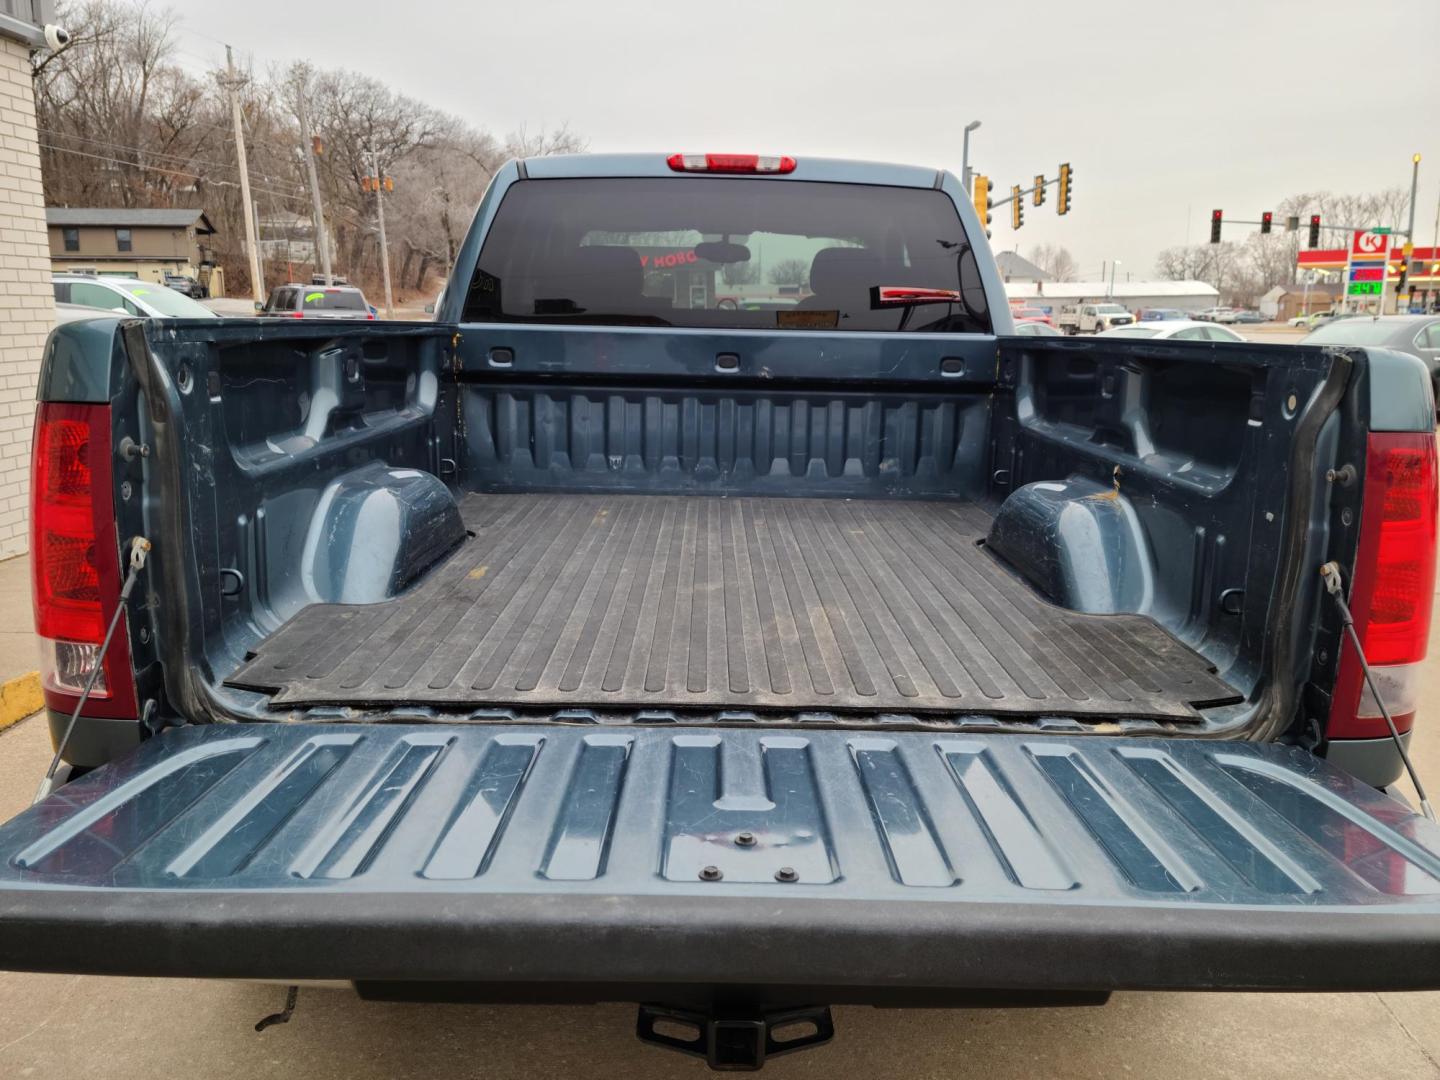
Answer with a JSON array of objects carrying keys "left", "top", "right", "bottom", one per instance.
[
  {"left": 1209, "top": 209, "right": 1223, "bottom": 244},
  {"left": 1033, "top": 174, "right": 1045, "bottom": 207},
  {"left": 383, "top": 176, "right": 394, "bottom": 193},
  {"left": 1011, "top": 185, "right": 1024, "bottom": 230},
  {"left": 1057, "top": 162, "right": 1072, "bottom": 215},
  {"left": 1308, "top": 215, "right": 1321, "bottom": 248},
  {"left": 360, "top": 176, "right": 372, "bottom": 193},
  {"left": 311, "top": 135, "right": 324, "bottom": 156},
  {"left": 973, "top": 175, "right": 992, "bottom": 229},
  {"left": 1260, "top": 211, "right": 1273, "bottom": 235}
]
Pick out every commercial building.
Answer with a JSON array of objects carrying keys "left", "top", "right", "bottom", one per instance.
[
  {"left": 46, "top": 207, "right": 221, "bottom": 293},
  {"left": 1297, "top": 244, "right": 1439, "bottom": 314},
  {"left": 1259, "top": 283, "right": 1343, "bottom": 321},
  {"left": 1003, "top": 279, "right": 1219, "bottom": 316}
]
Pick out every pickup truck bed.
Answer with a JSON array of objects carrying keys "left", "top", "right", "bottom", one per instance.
[
  {"left": 229, "top": 492, "right": 1237, "bottom": 719},
  {"left": 15, "top": 156, "right": 1440, "bottom": 1061}
]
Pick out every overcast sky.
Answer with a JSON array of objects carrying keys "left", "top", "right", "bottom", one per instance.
[{"left": 177, "top": 0, "right": 1439, "bottom": 280}]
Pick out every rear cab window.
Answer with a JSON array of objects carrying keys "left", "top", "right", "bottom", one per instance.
[
  {"left": 461, "top": 177, "right": 991, "bottom": 333},
  {"left": 302, "top": 288, "right": 366, "bottom": 311}
]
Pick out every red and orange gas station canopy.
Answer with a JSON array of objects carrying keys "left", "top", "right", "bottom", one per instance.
[{"left": 1298, "top": 245, "right": 1439, "bottom": 280}]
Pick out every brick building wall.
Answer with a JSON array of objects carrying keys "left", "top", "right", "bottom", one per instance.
[{"left": 0, "top": 36, "right": 49, "bottom": 558}]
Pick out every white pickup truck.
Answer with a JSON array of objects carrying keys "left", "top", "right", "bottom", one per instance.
[{"left": 1058, "top": 301, "right": 1135, "bottom": 334}]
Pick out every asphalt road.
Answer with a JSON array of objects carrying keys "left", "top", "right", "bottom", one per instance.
[{"left": 0, "top": 586, "right": 1435, "bottom": 1078}]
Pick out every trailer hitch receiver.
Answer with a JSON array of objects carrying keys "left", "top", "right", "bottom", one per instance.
[{"left": 636, "top": 1003, "right": 834, "bottom": 1070}]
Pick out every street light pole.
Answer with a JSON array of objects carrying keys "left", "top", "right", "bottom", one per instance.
[
  {"left": 1108, "top": 259, "right": 1120, "bottom": 299},
  {"left": 961, "top": 120, "right": 981, "bottom": 197}
]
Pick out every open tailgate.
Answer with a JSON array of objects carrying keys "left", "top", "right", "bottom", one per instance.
[{"left": 0, "top": 723, "right": 1437, "bottom": 992}]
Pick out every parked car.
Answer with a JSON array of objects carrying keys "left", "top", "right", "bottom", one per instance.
[
  {"left": 1012, "top": 318, "right": 1062, "bottom": 336},
  {"left": 1097, "top": 320, "right": 1245, "bottom": 342},
  {"left": 51, "top": 274, "right": 218, "bottom": 318},
  {"left": 1300, "top": 314, "right": 1440, "bottom": 413},
  {"left": 1137, "top": 307, "right": 1187, "bottom": 322},
  {"left": 13, "top": 151, "right": 1440, "bottom": 1069},
  {"left": 260, "top": 282, "right": 375, "bottom": 320},
  {"left": 1056, "top": 301, "right": 1134, "bottom": 334},
  {"left": 1310, "top": 310, "right": 1362, "bottom": 330},
  {"left": 54, "top": 302, "right": 117, "bottom": 325},
  {"left": 1012, "top": 306, "right": 1054, "bottom": 326},
  {"left": 161, "top": 272, "right": 206, "bottom": 299},
  {"left": 1194, "top": 306, "right": 1238, "bottom": 323},
  {"left": 1232, "top": 310, "right": 1268, "bottom": 324}
]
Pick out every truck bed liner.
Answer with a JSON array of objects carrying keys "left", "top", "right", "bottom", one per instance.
[{"left": 228, "top": 493, "right": 1239, "bottom": 719}]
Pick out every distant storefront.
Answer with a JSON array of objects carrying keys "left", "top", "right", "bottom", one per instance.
[
  {"left": 1297, "top": 245, "right": 1439, "bottom": 313},
  {"left": 1003, "top": 279, "right": 1219, "bottom": 315},
  {"left": 633, "top": 245, "right": 718, "bottom": 309}
]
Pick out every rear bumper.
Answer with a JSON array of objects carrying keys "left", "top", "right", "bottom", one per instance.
[{"left": 0, "top": 724, "right": 1437, "bottom": 994}]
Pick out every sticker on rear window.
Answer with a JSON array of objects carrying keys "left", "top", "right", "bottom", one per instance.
[{"left": 304, "top": 292, "right": 325, "bottom": 303}]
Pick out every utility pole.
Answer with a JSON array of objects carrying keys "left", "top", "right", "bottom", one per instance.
[
  {"left": 367, "top": 146, "right": 395, "bottom": 319},
  {"left": 1402, "top": 153, "right": 1420, "bottom": 314},
  {"left": 961, "top": 120, "right": 981, "bottom": 197},
  {"left": 296, "top": 69, "right": 332, "bottom": 286},
  {"left": 223, "top": 46, "right": 264, "bottom": 306}
]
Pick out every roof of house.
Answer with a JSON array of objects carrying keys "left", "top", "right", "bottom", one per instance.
[
  {"left": 1274, "top": 282, "right": 1343, "bottom": 296},
  {"left": 995, "top": 250, "right": 1052, "bottom": 281},
  {"left": 46, "top": 207, "right": 215, "bottom": 233},
  {"left": 1003, "top": 280, "right": 1220, "bottom": 301}
]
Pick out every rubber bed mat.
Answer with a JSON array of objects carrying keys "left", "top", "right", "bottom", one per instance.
[{"left": 228, "top": 494, "right": 1240, "bottom": 720}]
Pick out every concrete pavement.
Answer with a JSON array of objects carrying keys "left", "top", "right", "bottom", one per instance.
[
  {"left": 0, "top": 555, "right": 39, "bottom": 728},
  {"left": 0, "top": 583, "right": 1435, "bottom": 1076}
]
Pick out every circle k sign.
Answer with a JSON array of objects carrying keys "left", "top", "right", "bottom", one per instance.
[{"left": 1351, "top": 230, "right": 1392, "bottom": 258}]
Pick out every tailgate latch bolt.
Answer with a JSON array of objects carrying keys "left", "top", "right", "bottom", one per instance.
[
  {"left": 118, "top": 435, "right": 150, "bottom": 462},
  {"left": 1325, "top": 464, "right": 1356, "bottom": 486}
]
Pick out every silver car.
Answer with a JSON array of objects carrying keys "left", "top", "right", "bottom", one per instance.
[
  {"left": 52, "top": 274, "right": 218, "bottom": 318},
  {"left": 261, "top": 283, "right": 375, "bottom": 320}
]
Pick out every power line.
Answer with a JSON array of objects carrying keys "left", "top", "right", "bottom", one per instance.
[
  {"left": 39, "top": 141, "right": 375, "bottom": 239},
  {"left": 37, "top": 127, "right": 306, "bottom": 190},
  {"left": 38, "top": 142, "right": 308, "bottom": 204}
]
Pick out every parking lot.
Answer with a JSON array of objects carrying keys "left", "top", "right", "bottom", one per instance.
[{"left": 0, "top": 545, "right": 1435, "bottom": 1079}]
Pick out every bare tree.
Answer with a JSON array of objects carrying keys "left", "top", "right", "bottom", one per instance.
[
  {"left": 721, "top": 261, "right": 760, "bottom": 286},
  {"left": 1028, "top": 242, "right": 1078, "bottom": 282},
  {"left": 768, "top": 258, "right": 808, "bottom": 287},
  {"left": 33, "top": 1, "right": 582, "bottom": 299}
]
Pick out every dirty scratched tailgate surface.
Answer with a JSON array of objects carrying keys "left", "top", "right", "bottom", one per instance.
[{"left": 0, "top": 724, "right": 1437, "bottom": 992}]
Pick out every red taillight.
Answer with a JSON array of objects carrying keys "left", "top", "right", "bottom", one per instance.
[
  {"left": 1328, "top": 432, "right": 1438, "bottom": 739},
  {"left": 666, "top": 153, "right": 797, "bottom": 174},
  {"left": 289, "top": 311, "right": 304, "bottom": 319},
  {"left": 30, "top": 403, "right": 137, "bottom": 719}
]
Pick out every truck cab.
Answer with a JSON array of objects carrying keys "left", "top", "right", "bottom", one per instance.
[{"left": 1059, "top": 301, "right": 1135, "bottom": 334}]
